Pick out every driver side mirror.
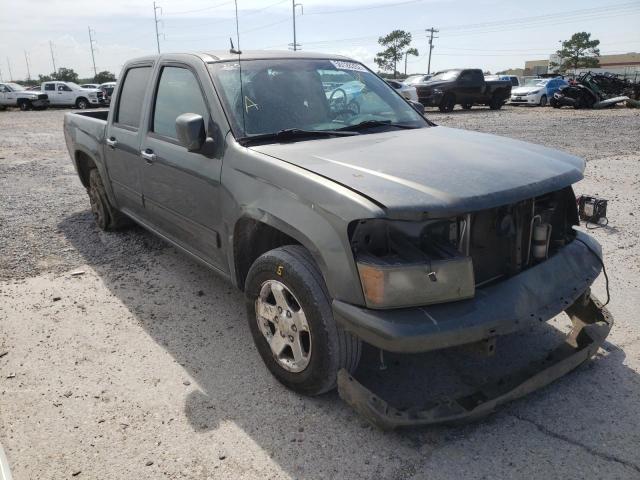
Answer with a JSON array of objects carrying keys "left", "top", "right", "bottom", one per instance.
[
  {"left": 409, "top": 100, "right": 425, "bottom": 115},
  {"left": 176, "top": 113, "right": 207, "bottom": 151}
]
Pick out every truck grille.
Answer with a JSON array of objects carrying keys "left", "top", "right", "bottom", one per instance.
[{"left": 38, "top": 94, "right": 48, "bottom": 100}]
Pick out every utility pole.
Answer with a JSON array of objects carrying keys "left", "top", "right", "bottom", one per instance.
[
  {"left": 290, "top": 0, "right": 303, "bottom": 51},
  {"left": 24, "top": 51, "right": 31, "bottom": 81},
  {"left": 153, "top": 2, "right": 162, "bottom": 54},
  {"left": 88, "top": 27, "right": 98, "bottom": 78},
  {"left": 0, "top": 67, "right": 3, "bottom": 82},
  {"left": 425, "top": 27, "right": 439, "bottom": 74},
  {"left": 49, "top": 40, "right": 57, "bottom": 73},
  {"left": 6, "top": 58, "right": 13, "bottom": 81}
]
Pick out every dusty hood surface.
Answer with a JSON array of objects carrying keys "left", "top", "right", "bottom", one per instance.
[{"left": 250, "top": 126, "right": 585, "bottom": 218}]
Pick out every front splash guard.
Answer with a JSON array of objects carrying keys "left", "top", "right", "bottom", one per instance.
[{"left": 337, "top": 293, "right": 613, "bottom": 430}]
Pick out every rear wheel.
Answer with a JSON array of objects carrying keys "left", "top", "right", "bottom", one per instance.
[
  {"left": 539, "top": 95, "right": 548, "bottom": 107},
  {"left": 245, "top": 245, "right": 361, "bottom": 396},
  {"left": 87, "top": 168, "right": 131, "bottom": 231},
  {"left": 438, "top": 94, "right": 455, "bottom": 113}
]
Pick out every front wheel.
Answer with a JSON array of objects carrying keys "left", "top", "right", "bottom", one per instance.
[
  {"left": 539, "top": 95, "right": 548, "bottom": 107},
  {"left": 76, "top": 98, "right": 89, "bottom": 109},
  {"left": 245, "top": 245, "right": 361, "bottom": 396},
  {"left": 438, "top": 94, "right": 455, "bottom": 113},
  {"left": 489, "top": 95, "right": 503, "bottom": 110},
  {"left": 18, "top": 100, "right": 32, "bottom": 111}
]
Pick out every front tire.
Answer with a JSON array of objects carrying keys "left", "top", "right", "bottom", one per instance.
[
  {"left": 438, "top": 94, "right": 455, "bottom": 113},
  {"left": 76, "top": 98, "right": 89, "bottom": 109},
  {"left": 245, "top": 245, "right": 361, "bottom": 396},
  {"left": 489, "top": 94, "right": 503, "bottom": 110},
  {"left": 539, "top": 95, "right": 548, "bottom": 107},
  {"left": 18, "top": 100, "right": 32, "bottom": 111}
]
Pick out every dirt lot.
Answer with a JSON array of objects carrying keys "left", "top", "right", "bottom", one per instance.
[{"left": 1, "top": 106, "right": 639, "bottom": 479}]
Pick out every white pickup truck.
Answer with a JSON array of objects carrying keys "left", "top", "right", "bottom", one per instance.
[
  {"left": 0, "top": 82, "right": 49, "bottom": 110},
  {"left": 41, "top": 81, "right": 105, "bottom": 109}
]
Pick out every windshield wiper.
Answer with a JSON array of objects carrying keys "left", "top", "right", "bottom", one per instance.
[
  {"left": 238, "top": 128, "right": 359, "bottom": 145},
  {"left": 335, "top": 119, "right": 419, "bottom": 131}
]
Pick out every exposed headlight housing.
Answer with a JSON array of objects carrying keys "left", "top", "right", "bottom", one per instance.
[{"left": 350, "top": 218, "right": 475, "bottom": 309}]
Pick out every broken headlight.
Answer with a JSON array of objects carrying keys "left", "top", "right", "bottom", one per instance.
[{"left": 350, "top": 218, "right": 475, "bottom": 309}]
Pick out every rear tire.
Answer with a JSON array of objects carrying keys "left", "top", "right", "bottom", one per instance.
[
  {"left": 438, "top": 94, "right": 455, "bottom": 113},
  {"left": 87, "top": 168, "right": 131, "bottom": 231},
  {"left": 245, "top": 245, "right": 361, "bottom": 396}
]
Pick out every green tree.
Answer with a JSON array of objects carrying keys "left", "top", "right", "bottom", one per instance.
[
  {"left": 52, "top": 67, "right": 79, "bottom": 83},
  {"left": 94, "top": 71, "right": 116, "bottom": 83},
  {"left": 375, "top": 30, "right": 417, "bottom": 78},
  {"left": 551, "top": 32, "right": 600, "bottom": 73}
]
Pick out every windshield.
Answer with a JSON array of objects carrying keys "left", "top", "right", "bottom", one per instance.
[
  {"left": 209, "top": 58, "right": 427, "bottom": 139},
  {"left": 7, "top": 83, "right": 25, "bottom": 91},
  {"left": 66, "top": 82, "right": 82, "bottom": 90},
  {"left": 523, "top": 78, "right": 548, "bottom": 87},
  {"left": 404, "top": 75, "right": 428, "bottom": 85},
  {"left": 428, "top": 70, "right": 460, "bottom": 82}
]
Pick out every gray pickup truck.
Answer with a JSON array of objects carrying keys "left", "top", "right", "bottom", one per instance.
[{"left": 63, "top": 51, "right": 612, "bottom": 429}]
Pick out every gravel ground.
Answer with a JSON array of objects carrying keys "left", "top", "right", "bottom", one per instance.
[{"left": 1, "top": 106, "right": 639, "bottom": 479}]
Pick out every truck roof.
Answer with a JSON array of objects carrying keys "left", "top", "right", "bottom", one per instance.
[{"left": 124, "top": 50, "right": 353, "bottom": 65}]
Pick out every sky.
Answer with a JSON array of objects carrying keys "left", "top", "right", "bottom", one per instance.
[{"left": 1, "top": 0, "right": 639, "bottom": 80}]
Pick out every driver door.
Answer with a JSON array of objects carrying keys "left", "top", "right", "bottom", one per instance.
[{"left": 56, "top": 83, "right": 74, "bottom": 105}]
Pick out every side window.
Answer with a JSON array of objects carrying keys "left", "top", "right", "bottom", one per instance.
[
  {"left": 116, "top": 66, "right": 152, "bottom": 129},
  {"left": 152, "top": 66, "right": 208, "bottom": 140},
  {"left": 0, "top": 85, "right": 8, "bottom": 93},
  {"left": 44, "top": 83, "right": 55, "bottom": 91},
  {"left": 60, "top": 84, "right": 72, "bottom": 92},
  {"left": 471, "top": 71, "right": 484, "bottom": 84},
  {"left": 459, "top": 71, "right": 472, "bottom": 83}
]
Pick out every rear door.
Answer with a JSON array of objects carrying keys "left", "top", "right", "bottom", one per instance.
[
  {"left": 43, "top": 83, "right": 57, "bottom": 104},
  {"left": 139, "top": 61, "right": 225, "bottom": 269},
  {"left": 104, "top": 63, "right": 154, "bottom": 217}
]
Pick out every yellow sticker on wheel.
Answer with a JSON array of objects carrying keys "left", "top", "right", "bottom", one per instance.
[{"left": 276, "top": 265, "right": 284, "bottom": 276}]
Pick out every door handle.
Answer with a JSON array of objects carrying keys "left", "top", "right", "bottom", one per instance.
[
  {"left": 141, "top": 149, "right": 156, "bottom": 164},
  {"left": 106, "top": 137, "right": 117, "bottom": 148}
]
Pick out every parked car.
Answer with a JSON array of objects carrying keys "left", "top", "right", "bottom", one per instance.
[
  {"left": 486, "top": 75, "right": 520, "bottom": 87},
  {"left": 385, "top": 79, "right": 418, "bottom": 102},
  {"left": 42, "top": 81, "right": 105, "bottom": 109},
  {"left": 0, "top": 82, "right": 49, "bottom": 110},
  {"left": 100, "top": 81, "right": 117, "bottom": 105},
  {"left": 403, "top": 74, "right": 432, "bottom": 85},
  {"left": 63, "top": 51, "right": 612, "bottom": 429},
  {"left": 80, "top": 83, "right": 100, "bottom": 89},
  {"left": 415, "top": 69, "right": 512, "bottom": 112},
  {"left": 510, "top": 77, "right": 567, "bottom": 107}
]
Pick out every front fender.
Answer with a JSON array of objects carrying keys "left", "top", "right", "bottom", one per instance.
[{"left": 222, "top": 137, "right": 384, "bottom": 305}]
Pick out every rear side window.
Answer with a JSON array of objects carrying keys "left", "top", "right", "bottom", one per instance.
[
  {"left": 152, "top": 66, "right": 208, "bottom": 139},
  {"left": 116, "top": 66, "right": 152, "bottom": 129},
  {"left": 44, "top": 83, "right": 55, "bottom": 91}
]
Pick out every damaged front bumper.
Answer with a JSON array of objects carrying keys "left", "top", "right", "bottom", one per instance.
[{"left": 338, "top": 292, "right": 613, "bottom": 429}]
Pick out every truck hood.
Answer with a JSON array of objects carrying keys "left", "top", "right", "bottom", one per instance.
[
  {"left": 250, "top": 126, "right": 585, "bottom": 219},
  {"left": 512, "top": 86, "right": 543, "bottom": 95}
]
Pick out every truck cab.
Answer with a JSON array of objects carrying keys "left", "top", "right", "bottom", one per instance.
[{"left": 42, "top": 81, "right": 104, "bottom": 109}]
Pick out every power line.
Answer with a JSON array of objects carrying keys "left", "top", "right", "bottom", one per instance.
[
  {"left": 49, "top": 41, "right": 57, "bottom": 73},
  {"left": 164, "top": 0, "right": 233, "bottom": 16},
  {"left": 153, "top": 2, "right": 163, "bottom": 53},
  {"left": 426, "top": 27, "right": 438, "bottom": 74},
  {"left": 88, "top": 27, "right": 98, "bottom": 77},
  {"left": 290, "top": 0, "right": 303, "bottom": 51},
  {"left": 24, "top": 51, "right": 31, "bottom": 81},
  {"left": 306, "top": 0, "right": 425, "bottom": 16}
]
